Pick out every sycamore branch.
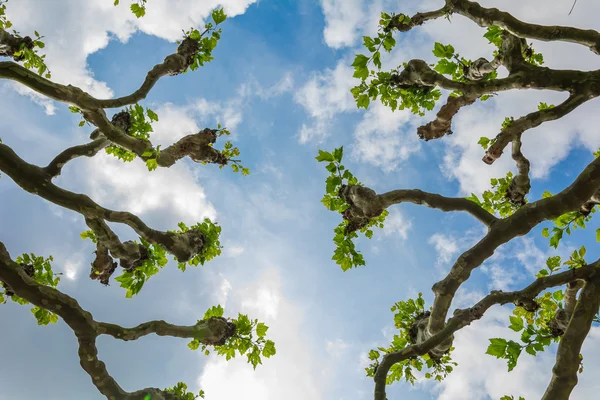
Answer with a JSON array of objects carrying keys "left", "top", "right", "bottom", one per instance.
[
  {"left": 428, "top": 154, "right": 600, "bottom": 336},
  {"left": 483, "top": 93, "right": 591, "bottom": 164},
  {"left": 0, "top": 241, "right": 234, "bottom": 400},
  {"left": 43, "top": 137, "right": 110, "bottom": 178},
  {"left": 506, "top": 135, "right": 531, "bottom": 206},
  {"left": 541, "top": 275, "right": 600, "bottom": 400},
  {"left": 339, "top": 185, "right": 498, "bottom": 227},
  {"left": 417, "top": 94, "right": 478, "bottom": 141},
  {"left": 446, "top": 0, "right": 600, "bottom": 54},
  {"left": 0, "top": 143, "right": 204, "bottom": 263},
  {"left": 385, "top": 6, "right": 450, "bottom": 33},
  {"left": 373, "top": 260, "right": 600, "bottom": 400}
]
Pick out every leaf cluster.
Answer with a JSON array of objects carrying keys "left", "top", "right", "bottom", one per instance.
[
  {"left": 172, "top": 219, "right": 222, "bottom": 272},
  {"left": 114, "top": 237, "right": 168, "bottom": 298},
  {"left": 162, "top": 382, "right": 204, "bottom": 400},
  {"left": 316, "top": 147, "right": 388, "bottom": 271},
  {"left": 466, "top": 171, "right": 524, "bottom": 217},
  {"left": 105, "top": 104, "right": 159, "bottom": 166},
  {"left": 180, "top": 9, "right": 227, "bottom": 72},
  {"left": 188, "top": 305, "right": 276, "bottom": 370},
  {"left": 365, "top": 294, "right": 457, "bottom": 385}
]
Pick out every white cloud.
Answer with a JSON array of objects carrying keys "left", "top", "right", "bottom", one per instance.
[
  {"left": 321, "top": 0, "right": 365, "bottom": 49},
  {"left": 352, "top": 102, "right": 420, "bottom": 170},
  {"left": 326, "top": 339, "right": 350, "bottom": 358},
  {"left": 80, "top": 152, "right": 217, "bottom": 224},
  {"left": 480, "top": 263, "right": 521, "bottom": 291},
  {"left": 382, "top": 208, "right": 412, "bottom": 239},
  {"left": 294, "top": 60, "right": 357, "bottom": 143},
  {"left": 428, "top": 233, "right": 459, "bottom": 265}
]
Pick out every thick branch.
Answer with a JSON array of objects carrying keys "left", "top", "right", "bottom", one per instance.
[
  {"left": 373, "top": 261, "right": 600, "bottom": 400},
  {"left": 378, "top": 188, "right": 498, "bottom": 226},
  {"left": 428, "top": 153, "right": 600, "bottom": 334},
  {"left": 43, "top": 137, "right": 109, "bottom": 178},
  {"left": 541, "top": 276, "right": 600, "bottom": 400},
  {"left": 0, "top": 143, "right": 205, "bottom": 263},
  {"left": 484, "top": 93, "right": 591, "bottom": 164},
  {"left": 447, "top": 0, "right": 600, "bottom": 54},
  {"left": 417, "top": 94, "right": 478, "bottom": 141},
  {"left": 0, "top": 241, "right": 233, "bottom": 400}
]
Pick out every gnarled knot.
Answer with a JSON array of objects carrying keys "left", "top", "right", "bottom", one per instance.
[
  {"left": 549, "top": 308, "right": 569, "bottom": 337},
  {"left": 339, "top": 185, "right": 385, "bottom": 233},
  {"left": 1, "top": 263, "right": 35, "bottom": 297},
  {"left": 118, "top": 241, "right": 150, "bottom": 271},
  {"left": 110, "top": 110, "right": 132, "bottom": 134},
  {"left": 580, "top": 188, "right": 600, "bottom": 216},
  {"left": 203, "top": 317, "right": 237, "bottom": 346},
  {"left": 408, "top": 311, "right": 453, "bottom": 360},
  {"left": 169, "top": 229, "right": 205, "bottom": 262},
  {"left": 90, "top": 245, "right": 117, "bottom": 285},
  {"left": 514, "top": 297, "right": 539, "bottom": 313},
  {"left": 166, "top": 37, "right": 199, "bottom": 76},
  {"left": 506, "top": 175, "right": 530, "bottom": 207},
  {"left": 0, "top": 35, "right": 33, "bottom": 61}
]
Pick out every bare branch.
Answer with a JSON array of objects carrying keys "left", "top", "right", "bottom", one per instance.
[
  {"left": 447, "top": 0, "right": 600, "bottom": 54},
  {"left": 43, "top": 137, "right": 109, "bottom": 178},
  {"left": 379, "top": 188, "right": 498, "bottom": 227},
  {"left": 373, "top": 260, "right": 600, "bottom": 400}
]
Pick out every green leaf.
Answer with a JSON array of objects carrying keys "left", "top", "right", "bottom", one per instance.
[
  {"left": 432, "top": 42, "right": 454, "bottom": 58},
  {"left": 596, "top": 228, "right": 600, "bottom": 242},
  {"left": 212, "top": 8, "right": 227, "bottom": 24},
  {"left": 508, "top": 316, "right": 524, "bottom": 332},
  {"left": 130, "top": 3, "right": 146, "bottom": 18},
  {"left": 146, "top": 109, "right": 158, "bottom": 122},
  {"left": 541, "top": 227, "right": 550, "bottom": 238},
  {"left": 357, "top": 94, "right": 370, "bottom": 109},
  {"left": 262, "top": 340, "right": 276, "bottom": 357},
  {"left": 256, "top": 322, "right": 268, "bottom": 338},
  {"left": 203, "top": 304, "right": 224, "bottom": 319},
  {"left": 316, "top": 150, "right": 335, "bottom": 162},
  {"left": 478, "top": 136, "right": 491, "bottom": 149},
  {"left": 486, "top": 338, "right": 507, "bottom": 357},
  {"left": 333, "top": 147, "right": 344, "bottom": 163}
]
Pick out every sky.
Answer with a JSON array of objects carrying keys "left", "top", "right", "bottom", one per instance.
[{"left": 1, "top": 0, "right": 600, "bottom": 399}]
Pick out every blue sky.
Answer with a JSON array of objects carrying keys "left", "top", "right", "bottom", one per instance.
[{"left": 2, "top": 0, "right": 600, "bottom": 399}]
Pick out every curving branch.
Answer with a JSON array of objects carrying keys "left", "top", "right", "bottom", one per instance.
[
  {"left": 43, "top": 137, "right": 110, "bottom": 178},
  {"left": 446, "top": 0, "right": 600, "bottom": 54},
  {"left": 339, "top": 185, "right": 498, "bottom": 227},
  {"left": 541, "top": 275, "right": 600, "bottom": 400},
  {"left": 0, "top": 240, "right": 234, "bottom": 400},
  {"left": 506, "top": 135, "right": 531, "bottom": 206},
  {"left": 385, "top": 6, "right": 450, "bottom": 33},
  {"left": 373, "top": 260, "right": 600, "bottom": 400},
  {"left": 428, "top": 153, "right": 600, "bottom": 336},
  {"left": 483, "top": 93, "right": 591, "bottom": 164},
  {"left": 0, "top": 143, "right": 204, "bottom": 264},
  {"left": 417, "top": 94, "right": 478, "bottom": 141}
]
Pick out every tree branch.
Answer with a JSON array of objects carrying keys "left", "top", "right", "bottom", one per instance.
[
  {"left": 483, "top": 93, "right": 591, "bottom": 164},
  {"left": 0, "top": 240, "right": 233, "bottom": 400},
  {"left": 428, "top": 153, "right": 600, "bottom": 335},
  {"left": 541, "top": 275, "right": 600, "bottom": 400},
  {"left": 378, "top": 188, "right": 498, "bottom": 227},
  {"left": 506, "top": 135, "right": 531, "bottom": 206},
  {"left": 0, "top": 142, "right": 205, "bottom": 263},
  {"left": 447, "top": 0, "right": 600, "bottom": 54},
  {"left": 386, "top": 6, "right": 450, "bottom": 33},
  {"left": 43, "top": 137, "right": 110, "bottom": 178},
  {"left": 373, "top": 260, "right": 600, "bottom": 400},
  {"left": 417, "top": 94, "right": 478, "bottom": 141}
]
